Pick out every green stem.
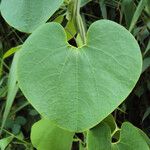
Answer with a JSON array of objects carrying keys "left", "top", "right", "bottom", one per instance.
[{"left": 72, "top": 0, "right": 86, "bottom": 46}]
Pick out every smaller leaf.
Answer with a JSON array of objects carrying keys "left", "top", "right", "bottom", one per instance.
[
  {"left": 65, "top": 20, "right": 76, "bottom": 41},
  {"left": 0, "top": 0, "right": 63, "bottom": 33},
  {"left": 3, "top": 45, "right": 21, "bottom": 60},
  {"left": 53, "top": 15, "right": 64, "bottom": 24},
  {"left": 103, "top": 114, "right": 117, "bottom": 133},
  {"left": 0, "top": 136, "right": 14, "bottom": 150},
  {"left": 31, "top": 119, "right": 74, "bottom": 150},
  {"left": 113, "top": 122, "right": 149, "bottom": 150},
  {"left": 87, "top": 122, "right": 112, "bottom": 150},
  {"left": 87, "top": 122, "right": 149, "bottom": 150}
]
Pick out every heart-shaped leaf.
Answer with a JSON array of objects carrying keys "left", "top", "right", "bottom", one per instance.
[
  {"left": 17, "top": 20, "right": 142, "bottom": 132},
  {"left": 0, "top": 0, "right": 63, "bottom": 33},
  {"left": 87, "top": 122, "right": 150, "bottom": 150},
  {"left": 113, "top": 122, "right": 150, "bottom": 150}
]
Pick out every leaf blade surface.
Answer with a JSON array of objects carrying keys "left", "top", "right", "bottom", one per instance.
[{"left": 17, "top": 20, "right": 142, "bottom": 132}]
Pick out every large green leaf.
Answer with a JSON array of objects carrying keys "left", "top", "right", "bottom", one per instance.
[
  {"left": 31, "top": 119, "right": 74, "bottom": 150},
  {"left": 0, "top": 0, "right": 63, "bottom": 33},
  {"left": 87, "top": 122, "right": 149, "bottom": 150},
  {"left": 17, "top": 20, "right": 142, "bottom": 132}
]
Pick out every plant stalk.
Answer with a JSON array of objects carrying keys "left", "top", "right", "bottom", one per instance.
[{"left": 72, "top": 0, "right": 86, "bottom": 46}]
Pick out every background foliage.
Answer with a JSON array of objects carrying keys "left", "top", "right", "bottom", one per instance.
[{"left": 0, "top": 0, "right": 150, "bottom": 149}]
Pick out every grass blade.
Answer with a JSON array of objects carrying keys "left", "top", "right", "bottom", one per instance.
[
  {"left": 121, "top": 0, "right": 136, "bottom": 28},
  {"left": 0, "top": 52, "right": 20, "bottom": 134},
  {"left": 143, "top": 40, "right": 150, "bottom": 56},
  {"left": 99, "top": 0, "right": 107, "bottom": 19},
  {"left": 129, "top": 0, "right": 146, "bottom": 32}
]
